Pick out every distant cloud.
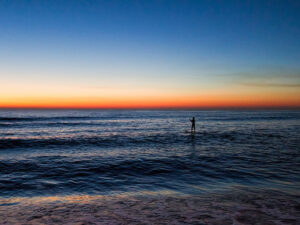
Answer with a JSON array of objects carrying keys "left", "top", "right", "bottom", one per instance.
[{"left": 239, "top": 82, "right": 300, "bottom": 88}]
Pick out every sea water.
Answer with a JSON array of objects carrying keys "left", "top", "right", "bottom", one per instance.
[
  {"left": 0, "top": 109, "right": 299, "bottom": 198},
  {"left": 1, "top": 109, "right": 300, "bottom": 224}
]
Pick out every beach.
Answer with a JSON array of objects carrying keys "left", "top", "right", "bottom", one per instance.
[{"left": 1, "top": 188, "right": 299, "bottom": 225}]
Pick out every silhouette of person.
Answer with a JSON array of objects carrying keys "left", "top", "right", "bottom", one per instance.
[{"left": 190, "top": 117, "right": 195, "bottom": 132}]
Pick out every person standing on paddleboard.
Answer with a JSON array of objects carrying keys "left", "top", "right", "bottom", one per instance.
[{"left": 190, "top": 117, "right": 195, "bottom": 132}]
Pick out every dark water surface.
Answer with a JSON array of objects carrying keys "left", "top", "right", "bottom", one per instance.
[{"left": 0, "top": 110, "right": 299, "bottom": 198}]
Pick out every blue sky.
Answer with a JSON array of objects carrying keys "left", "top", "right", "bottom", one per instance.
[{"left": 0, "top": 0, "right": 299, "bottom": 108}]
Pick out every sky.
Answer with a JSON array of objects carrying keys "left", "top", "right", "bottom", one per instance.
[{"left": 0, "top": 0, "right": 299, "bottom": 109}]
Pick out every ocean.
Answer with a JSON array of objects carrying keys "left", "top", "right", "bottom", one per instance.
[{"left": 0, "top": 109, "right": 299, "bottom": 224}]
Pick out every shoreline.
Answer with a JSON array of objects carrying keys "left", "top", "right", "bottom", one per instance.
[{"left": 1, "top": 188, "right": 299, "bottom": 225}]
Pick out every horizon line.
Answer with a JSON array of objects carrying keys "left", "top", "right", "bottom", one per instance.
[{"left": 1, "top": 106, "right": 299, "bottom": 110}]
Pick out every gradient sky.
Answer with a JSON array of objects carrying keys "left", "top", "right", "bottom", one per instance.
[{"left": 0, "top": 0, "right": 300, "bottom": 108}]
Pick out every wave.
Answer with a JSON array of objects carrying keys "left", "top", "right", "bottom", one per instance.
[
  {"left": 0, "top": 121, "right": 108, "bottom": 128},
  {"left": 0, "top": 113, "right": 298, "bottom": 123},
  {"left": 0, "top": 116, "right": 92, "bottom": 122},
  {"left": 0, "top": 133, "right": 187, "bottom": 150},
  {"left": 205, "top": 115, "right": 299, "bottom": 121},
  {"left": 0, "top": 156, "right": 265, "bottom": 194},
  {"left": 1, "top": 152, "right": 298, "bottom": 198},
  {"left": 0, "top": 130, "right": 289, "bottom": 150}
]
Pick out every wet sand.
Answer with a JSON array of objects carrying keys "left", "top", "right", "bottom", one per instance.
[{"left": 0, "top": 189, "right": 299, "bottom": 225}]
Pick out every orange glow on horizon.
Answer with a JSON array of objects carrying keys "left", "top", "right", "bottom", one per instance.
[{"left": 1, "top": 94, "right": 299, "bottom": 109}]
